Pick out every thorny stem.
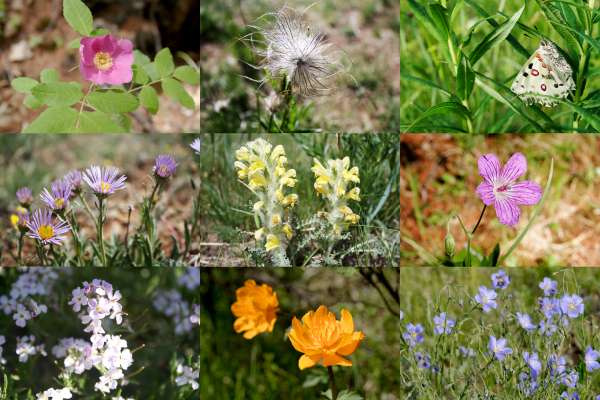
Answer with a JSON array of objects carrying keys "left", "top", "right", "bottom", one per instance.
[
  {"left": 328, "top": 366, "right": 338, "bottom": 400},
  {"left": 98, "top": 198, "right": 107, "bottom": 267}
]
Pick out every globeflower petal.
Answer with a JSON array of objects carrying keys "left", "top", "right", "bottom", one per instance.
[
  {"left": 299, "top": 354, "right": 323, "bottom": 370},
  {"left": 322, "top": 352, "right": 353, "bottom": 367},
  {"left": 340, "top": 309, "right": 354, "bottom": 333}
]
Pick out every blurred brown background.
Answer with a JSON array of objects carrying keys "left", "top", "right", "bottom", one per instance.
[{"left": 0, "top": 0, "right": 200, "bottom": 133}]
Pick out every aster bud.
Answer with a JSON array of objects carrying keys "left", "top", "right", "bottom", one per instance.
[{"left": 444, "top": 234, "right": 456, "bottom": 257}]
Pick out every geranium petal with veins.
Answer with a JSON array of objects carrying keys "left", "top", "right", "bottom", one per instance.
[
  {"left": 475, "top": 182, "right": 495, "bottom": 206},
  {"left": 500, "top": 152, "right": 527, "bottom": 183},
  {"left": 494, "top": 197, "right": 521, "bottom": 227},
  {"left": 478, "top": 154, "right": 501, "bottom": 184},
  {"left": 507, "top": 181, "right": 543, "bottom": 205}
]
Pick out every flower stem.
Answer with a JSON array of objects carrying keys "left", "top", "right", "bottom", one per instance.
[
  {"left": 471, "top": 204, "right": 487, "bottom": 235},
  {"left": 17, "top": 232, "right": 24, "bottom": 265},
  {"left": 78, "top": 193, "right": 99, "bottom": 230},
  {"left": 98, "top": 198, "right": 107, "bottom": 266},
  {"left": 327, "top": 366, "right": 338, "bottom": 400}
]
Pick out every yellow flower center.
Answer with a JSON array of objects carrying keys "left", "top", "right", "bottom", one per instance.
[
  {"left": 54, "top": 198, "right": 64, "bottom": 208},
  {"left": 159, "top": 166, "right": 168, "bottom": 175},
  {"left": 38, "top": 225, "right": 54, "bottom": 240},
  {"left": 93, "top": 52, "right": 113, "bottom": 70},
  {"left": 570, "top": 304, "right": 575, "bottom": 310},
  {"left": 97, "top": 182, "right": 110, "bottom": 192}
]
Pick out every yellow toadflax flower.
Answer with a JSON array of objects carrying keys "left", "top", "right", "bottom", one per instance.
[
  {"left": 346, "top": 188, "right": 361, "bottom": 201},
  {"left": 282, "top": 194, "right": 298, "bottom": 208},
  {"left": 236, "top": 147, "right": 250, "bottom": 161},
  {"left": 282, "top": 224, "right": 292, "bottom": 239},
  {"left": 265, "top": 234, "right": 280, "bottom": 251},
  {"left": 255, "top": 227, "right": 266, "bottom": 240},
  {"left": 287, "top": 305, "right": 365, "bottom": 370},
  {"left": 234, "top": 161, "right": 249, "bottom": 179},
  {"left": 271, "top": 145, "right": 285, "bottom": 160},
  {"left": 254, "top": 201, "right": 265, "bottom": 212},
  {"left": 342, "top": 167, "right": 360, "bottom": 183},
  {"left": 231, "top": 280, "right": 280, "bottom": 339},
  {"left": 248, "top": 171, "right": 268, "bottom": 190},
  {"left": 279, "top": 169, "right": 297, "bottom": 187}
]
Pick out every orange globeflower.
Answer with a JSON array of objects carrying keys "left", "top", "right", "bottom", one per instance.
[
  {"left": 231, "top": 280, "right": 280, "bottom": 339},
  {"left": 286, "top": 305, "right": 366, "bottom": 370}
]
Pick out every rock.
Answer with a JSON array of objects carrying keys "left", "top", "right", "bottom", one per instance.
[
  {"left": 11, "top": 0, "right": 24, "bottom": 10},
  {"left": 8, "top": 40, "right": 33, "bottom": 62},
  {"left": 4, "top": 13, "right": 21, "bottom": 39}
]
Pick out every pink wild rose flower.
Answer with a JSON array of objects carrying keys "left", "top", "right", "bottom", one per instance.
[
  {"left": 79, "top": 34, "right": 134, "bottom": 85},
  {"left": 476, "top": 153, "right": 543, "bottom": 227}
]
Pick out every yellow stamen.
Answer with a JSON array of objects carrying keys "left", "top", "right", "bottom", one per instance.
[
  {"left": 93, "top": 52, "right": 113, "bottom": 71},
  {"left": 97, "top": 182, "right": 110, "bottom": 192},
  {"left": 54, "top": 198, "right": 64, "bottom": 208},
  {"left": 38, "top": 225, "right": 54, "bottom": 240}
]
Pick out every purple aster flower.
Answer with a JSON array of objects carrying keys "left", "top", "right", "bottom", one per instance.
[
  {"left": 191, "top": 138, "right": 201, "bottom": 155},
  {"left": 548, "top": 354, "right": 567, "bottom": 380},
  {"left": 475, "top": 153, "right": 543, "bottom": 227},
  {"left": 539, "top": 277, "right": 558, "bottom": 296},
  {"left": 414, "top": 352, "right": 431, "bottom": 370},
  {"left": 25, "top": 209, "right": 71, "bottom": 246},
  {"left": 154, "top": 155, "right": 179, "bottom": 182},
  {"left": 65, "top": 170, "right": 84, "bottom": 193},
  {"left": 40, "top": 179, "right": 72, "bottom": 212},
  {"left": 541, "top": 297, "right": 559, "bottom": 319},
  {"left": 402, "top": 323, "right": 424, "bottom": 347},
  {"left": 487, "top": 335, "right": 512, "bottom": 361},
  {"left": 561, "top": 392, "right": 579, "bottom": 400},
  {"left": 524, "top": 352, "right": 542, "bottom": 379},
  {"left": 433, "top": 312, "right": 455, "bottom": 335},
  {"left": 475, "top": 286, "right": 498, "bottom": 313},
  {"left": 491, "top": 269, "right": 510, "bottom": 290},
  {"left": 517, "top": 312, "right": 536, "bottom": 331},
  {"left": 83, "top": 166, "right": 127, "bottom": 199},
  {"left": 16, "top": 187, "right": 33, "bottom": 207},
  {"left": 560, "top": 294, "right": 584, "bottom": 319},
  {"left": 584, "top": 346, "right": 600, "bottom": 372},
  {"left": 15, "top": 209, "right": 30, "bottom": 233}
]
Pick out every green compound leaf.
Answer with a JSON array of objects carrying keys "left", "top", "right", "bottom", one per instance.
[
  {"left": 162, "top": 78, "right": 195, "bottom": 109},
  {"left": 497, "top": 159, "right": 553, "bottom": 266},
  {"left": 11, "top": 77, "right": 39, "bottom": 93},
  {"left": 90, "top": 28, "right": 111, "bottom": 37},
  {"left": 31, "top": 82, "right": 84, "bottom": 107},
  {"left": 133, "top": 50, "right": 151, "bottom": 66},
  {"left": 110, "top": 113, "right": 132, "bottom": 132},
  {"left": 154, "top": 48, "right": 175, "bottom": 78},
  {"left": 67, "top": 126, "right": 82, "bottom": 133},
  {"left": 132, "top": 64, "right": 150, "bottom": 85},
  {"left": 79, "top": 111, "right": 126, "bottom": 133},
  {"left": 69, "top": 81, "right": 82, "bottom": 91},
  {"left": 143, "top": 63, "right": 160, "bottom": 81},
  {"left": 63, "top": 0, "right": 93, "bottom": 37},
  {"left": 174, "top": 66, "right": 200, "bottom": 84},
  {"left": 140, "top": 86, "right": 159, "bottom": 115},
  {"left": 23, "top": 95, "right": 45, "bottom": 110},
  {"left": 86, "top": 89, "right": 140, "bottom": 114},
  {"left": 69, "top": 37, "right": 82, "bottom": 48},
  {"left": 22, "top": 106, "right": 79, "bottom": 133},
  {"left": 40, "top": 68, "right": 60, "bottom": 83}
]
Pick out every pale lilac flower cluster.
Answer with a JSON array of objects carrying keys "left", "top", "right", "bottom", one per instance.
[
  {"left": 0, "top": 335, "right": 6, "bottom": 365},
  {"left": 3, "top": 268, "right": 57, "bottom": 327},
  {"left": 190, "top": 304, "right": 200, "bottom": 326},
  {"left": 152, "top": 289, "right": 193, "bottom": 335},
  {"left": 67, "top": 279, "right": 132, "bottom": 394},
  {"left": 176, "top": 267, "right": 200, "bottom": 290},
  {"left": 175, "top": 366, "right": 199, "bottom": 390},
  {"left": 35, "top": 388, "right": 72, "bottom": 400},
  {"left": 16, "top": 335, "right": 47, "bottom": 362}
]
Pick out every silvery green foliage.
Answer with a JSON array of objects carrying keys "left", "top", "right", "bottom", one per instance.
[{"left": 237, "top": 4, "right": 355, "bottom": 97}]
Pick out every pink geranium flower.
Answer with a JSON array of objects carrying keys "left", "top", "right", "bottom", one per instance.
[
  {"left": 79, "top": 34, "right": 134, "bottom": 85},
  {"left": 476, "top": 153, "right": 543, "bottom": 227}
]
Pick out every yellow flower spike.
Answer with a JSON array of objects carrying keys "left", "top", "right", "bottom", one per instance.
[
  {"left": 231, "top": 280, "right": 280, "bottom": 339},
  {"left": 279, "top": 169, "right": 297, "bottom": 187},
  {"left": 253, "top": 201, "right": 265, "bottom": 212},
  {"left": 339, "top": 206, "right": 353, "bottom": 215},
  {"left": 255, "top": 227, "right": 266, "bottom": 240},
  {"left": 282, "top": 224, "right": 292, "bottom": 239},
  {"left": 344, "top": 214, "right": 360, "bottom": 223},
  {"left": 346, "top": 188, "right": 361, "bottom": 201},
  {"left": 333, "top": 224, "right": 340, "bottom": 235},
  {"left": 343, "top": 167, "right": 360, "bottom": 183},
  {"left": 286, "top": 306, "right": 365, "bottom": 370},
  {"left": 276, "top": 165, "right": 286, "bottom": 177},
  {"left": 311, "top": 158, "right": 327, "bottom": 174},
  {"left": 315, "top": 182, "right": 330, "bottom": 195},
  {"left": 279, "top": 156, "right": 288, "bottom": 164},
  {"left": 337, "top": 185, "right": 345, "bottom": 195},
  {"left": 248, "top": 171, "right": 268, "bottom": 190},
  {"left": 248, "top": 155, "right": 266, "bottom": 174},
  {"left": 234, "top": 161, "right": 249, "bottom": 179},
  {"left": 324, "top": 212, "right": 329, "bottom": 217},
  {"left": 265, "top": 234, "right": 280, "bottom": 251},
  {"left": 271, "top": 214, "right": 281, "bottom": 226},
  {"left": 271, "top": 145, "right": 285, "bottom": 160},
  {"left": 264, "top": 143, "right": 272, "bottom": 155},
  {"left": 282, "top": 194, "right": 298, "bottom": 208},
  {"left": 236, "top": 147, "right": 250, "bottom": 161},
  {"left": 341, "top": 156, "right": 350, "bottom": 170},
  {"left": 276, "top": 190, "right": 284, "bottom": 201}
]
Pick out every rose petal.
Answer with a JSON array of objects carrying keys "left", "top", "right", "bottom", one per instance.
[
  {"left": 80, "top": 61, "right": 104, "bottom": 85},
  {"left": 494, "top": 197, "right": 521, "bottom": 227},
  {"left": 100, "top": 34, "right": 117, "bottom": 54},
  {"left": 476, "top": 182, "right": 495, "bottom": 205},
  {"left": 500, "top": 152, "right": 527, "bottom": 183},
  {"left": 478, "top": 154, "right": 501, "bottom": 184},
  {"left": 507, "top": 181, "right": 543, "bottom": 206}
]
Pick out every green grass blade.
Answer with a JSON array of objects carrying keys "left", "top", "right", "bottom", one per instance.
[
  {"left": 404, "top": 102, "right": 470, "bottom": 133},
  {"left": 497, "top": 158, "right": 554, "bottom": 266}
]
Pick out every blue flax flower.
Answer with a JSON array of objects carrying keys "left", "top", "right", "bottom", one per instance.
[
  {"left": 585, "top": 346, "right": 600, "bottom": 372},
  {"left": 561, "top": 294, "right": 585, "bottom": 319},
  {"left": 433, "top": 312, "right": 455, "bottom": 335},
  {"left": 517, "top": 312, "right": 536, "bottom": 332},
  {"left": 487, "top": 335, "right": 512, "bottom": 361},
  {"left": 491, "top": 269, "right": 510, "bottom": 290},
  {"left": 539, "top": 277, "right": 558, "bottom": 296},
  {"left": 402, "top": 323, "right": 423, "bottom": 347},
  {"left": 475, "top": 286, "right": 498, "bottom": 313}
]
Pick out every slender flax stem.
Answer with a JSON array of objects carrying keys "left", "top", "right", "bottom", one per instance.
[
  {"left": 328, "top": 366, "right": 338, "bottom": 400},
  {"left": 98, "top": 198, "right": 107, "bottom": 266}
]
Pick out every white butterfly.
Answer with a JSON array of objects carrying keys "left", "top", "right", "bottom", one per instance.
[{"left": 511, "top": 39, "right": 576, "bottom": 107}]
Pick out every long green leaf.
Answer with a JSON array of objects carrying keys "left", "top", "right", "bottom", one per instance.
[
  {"left": 535, "top": 0, "right": 583, "bottom": 56},
  {"left": 526, "top": 94, "right": 600, "bottom": 131},
  {"left": 22, "top": 107, "right": 79, "bottom": 133},
  {"left": 401, "top": 73, "right": 462, "bottom": 102},
  {"left": 428, "top": 3, "right": 451, "bottom": 41},
  {"left": 86, "top": 89, "right": 140, "bottom": 114},
  {"left": 547, "top": 0, "right": 596, "bottom": 26},
  {"left": 407, "top": 0, "right": 445, "bottom": 44},
  {"left": 404, "top": 102, "right": 471, "bottom": 133},
  {"left": 31, "top": 82, "right": 84, "bottom": 107},
  {"left": 63, "top": 0, "right": 93, "bottom": 36},
  {"left": 468, "top": 5, "right": 525, "bottom": 66},
  {"left": 497, "top": 159, "right": 553, "bottom": 266},
  {"left": 544, "top": 18, "right": 600, "bottom": 56},
  {"left": 457, "top": 51, "right": 475, "bottom": 101}
]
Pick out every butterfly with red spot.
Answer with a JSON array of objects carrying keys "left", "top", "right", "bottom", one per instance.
[{"left": 511, "top": 39, "right": 576, "bottom": 107}]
